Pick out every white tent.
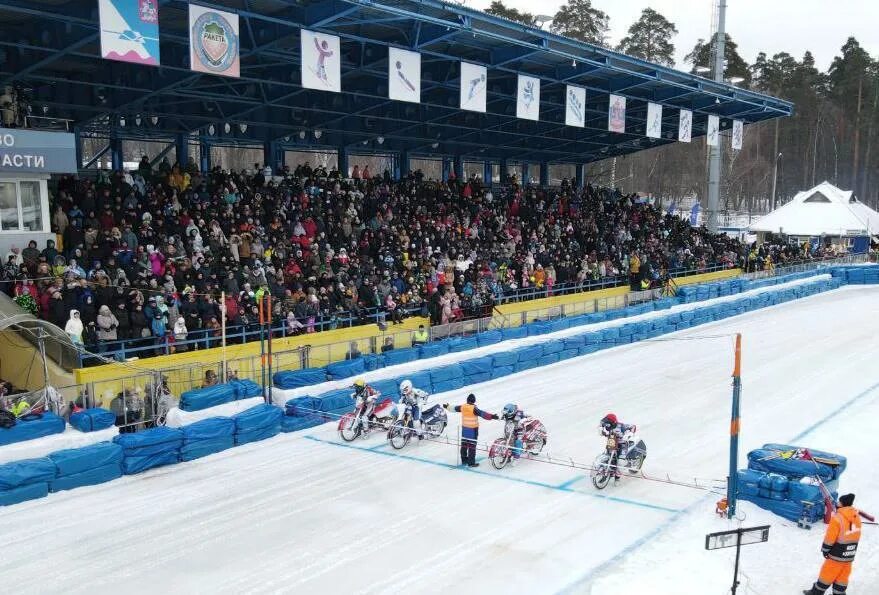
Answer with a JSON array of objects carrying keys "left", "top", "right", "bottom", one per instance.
[{"left": 749, "top": 181, "right": 879, "bottom": 237}]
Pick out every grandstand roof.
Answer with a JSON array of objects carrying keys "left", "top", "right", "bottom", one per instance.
[{"left": 0, "top": 0, "right": 793, "bottom": 163}]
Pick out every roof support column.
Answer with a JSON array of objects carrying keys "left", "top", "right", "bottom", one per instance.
[
  {"left": 398, "top": 149, "right": 410, "bottom": 179},
  {"left": 483, "top": 161, "right": 493, "bottom": 187},
  {"left": 264, "top": 140, "right": 281, "bottom": 173},
  {"left": 441, "top": 157, "right": 451, "bottom": 182},
  {"left": 200, "top": 137, "right": 210, "bottom": 174},
  {"left": 74, "top": 127, "right": 83, "bottom": 171},
  {"left": 500, "top": 158, "right": 508, "bottom": 185},
  {"left": 339, "top": 147, "right": 349, "bottom": 177},
  {"left": 540, "top": 162, "right": 549, "bottom": 187},
  {"left": 521, "top": 162, "right": 531, "bottom": 186},
  {"left": 453, "top": 155, "right": 463, "bottom": 181},
  {"left": 176, "top": 133, "right": 188, "bottom": 167},
  {"left": 110, "top": 135, "right": 122, "bottom": 171},
  {"left": 576, "top": 164, "right": 586, "bottom": 189}
]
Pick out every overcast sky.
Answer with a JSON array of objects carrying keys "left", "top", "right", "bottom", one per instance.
[{"left": 468, "top": 0, "right": 878, "bottom": 72}]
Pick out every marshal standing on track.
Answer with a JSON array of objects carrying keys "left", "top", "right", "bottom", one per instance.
[
  {"left": 803, "top": 493, "right": 862, "bottom": 595},
  {"left": 443, "top": 394, "right": 498, "bottom": 467}
]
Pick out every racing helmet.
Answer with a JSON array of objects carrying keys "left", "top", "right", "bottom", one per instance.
[
  {"left": 601, "top": 413, "right": 618, "bottom": 430},
  {"left": 399, "top": 379, "right": 413, "bottom": 397},
  {"left": 352, "top": 378, "right": 366, "bottom": 394},
  {"left": 502, "top": 403, "right": 517, "bottom": 419}
]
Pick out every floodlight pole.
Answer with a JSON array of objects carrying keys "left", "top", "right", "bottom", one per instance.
[
  {"left": 706, "top": 0, "right": 727, "bottom": 233},
  {"left": 728, "top": 333, "right": 742, "bottom": 519}
]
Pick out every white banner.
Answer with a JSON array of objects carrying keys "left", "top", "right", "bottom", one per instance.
[
  {"left": 301, "top": 29, "right": 341, "bottom": 92},
  {"left": 388, "top": 47, "right": 420, "bottom": 103},
  {"left": 608, "top": 94, "right": 626, "bottom": 133},
  {"left": 516, "top": 75, "right": 540, "bottom": 121},
  {"left": 460, "top": 62, "right": 487, "bottom": 113},
  {"left": 646, "top": 102, "right": 663, "bottom": 139},
  {"left": 678, "top": 110, "right": 692, "bottom": 143},
  {"left": 565, "top": 85, "right": 586, "bottom": 127},
  {"left": 707, "top": 114, "right": 720, "bottom": 147},
  {"left": 731, "top": 119, "right": 744, "bottom": 150},
  {"left": 189, "top": 5, "right": 239, "bottom": 77}
]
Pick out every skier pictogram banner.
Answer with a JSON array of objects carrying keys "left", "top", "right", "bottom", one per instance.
[
  {"left": 732, "top": 119, "right": 744, "bottom": 150},
  {"left": 646, "top": 102, "right": 663, "bottom": 139},
  {"left": 565, "top": 85, "right": 586, "bottom": 128},
  {"left": 678, "top": 109, "right": 693, "bottom": 142},
  {"left": 189, "top": 4, "right": 239, "bottom": 77},
  {"left": 99, "top": 0, "right": 160, "bottom": 66},
  {"left": 388, "top": 47, "right": 420, "bottom": 103},
  {"left": 707, "top": 114, "right": 720, "bottom": 147},
  {"left": 460, "top": 62, "right": 487, "bottom": 113},
  {"left": 608, "top": 94, "right": 626, "bottom": 133},
  {"left": 301, "top": 30, "right": 341, "bottom": 92},
  {"left": 516, "top": 75, "right": 540, "bottom": 121}
]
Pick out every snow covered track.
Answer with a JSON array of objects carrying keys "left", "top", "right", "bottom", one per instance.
[{"left": 2, "top": 287, "right": 878, "bottom": 595}]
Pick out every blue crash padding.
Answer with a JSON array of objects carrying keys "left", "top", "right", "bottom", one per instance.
[
  {"left": 558, "top": 349, "right": 580, "bottom": 361},
  {"left": 362, "top": 354, "right": 385, "bottom": 371},
  {"left": 280, "top": 415, "right": 324, "bottom": 433},
  {"left": 563, "top": 335, "right": 586, "bottom": 349},
  {"left": 447, "top": 336, "right": 478, "bottom": 353},
  {"left": 500, "top": 326, "right": 528, "bottom": 341},
  {"left": 315, "top": 390, "right": 352, "bottom": 413},
  {"left": 408, "top": 371, "right": 433, "bottom": 394},
  {"left": 230, "top": 379, "right": 263, "bottom": 398},
  {"left": 49, "top": 442, "right": 124, "bottom": 477},
  {"left": 284, "top": 397, "right": 320, "bottom": 417},
  {"left": 491, "top": 351, "right": 519, "bottom": 367},
  {"left": 181, "top": 417, "right": 235, "bottom": 442},
  {"left": 0, "top": 411, "right": 66, "bottom": 447},
  {"left": 370, "top": 379, "right": 401, "bottom": 401},
  {"left": 69, "top": 408, "right": 116, "bottom": 432},
  {"left": 527, "top": 322, "right": 553, "bottom": 336},
  {"left": 0, "top": 457, "right": 57, "bottom": 490},
  {"left": 540, "top": 340, "right": 564, "bottom": 355},
  {"left": 465, "top": 372, "right": 493, "bottom": 384},
  {"left": 234, "top": 424, "right": 280, "bottom": 446},
  {"left": 381, "top": 347, "right": 420, "bottom": 366},
  {"left": 476, "top": 330, "right": 502, "bottom": 347},
  {"left": 179, "top": 384, "right": 237, "bottom": 412},
  {"left": 418, "top": 342, "right": 449, "bottom": 359},
  {"left": 0, "top": 481, "right": 49, "bottom": 506},
  {"left": 538, "top": 353, "right": 560, "bottom": 366},
  {"left": 273, "top": 368, "right": 328, "bottom": 389},
  {"left": 114, "top": 427, "right": 183, "bottom": 453},
  {"left": 233, "top": 404, "right": 284, "bottom": 433},
  {"left": 179, "top": 436, "right": 235, "bottom": 462},
  {"left": 121, "top": 450, "right": 180, "bottom": 475},
  {"left": 49, "top": 462, "right": 122, "bottom": 492},
  {"left": 490, "top": 365, "right": 515, "bottom": 379},
  {"left": 548, "top": 318, "right": 570, "bottom": 333},
  {"left": 326, "top": 358, "right": 366, "bottom": 379},
  {"left": 432, "top": 378, "right": 465, "bottom": 393},
  {"left": 429, "top": 364, "right": 464, "bottom": 384},
  {"left": 514, "top": 345, "right": 543, "bottom": 363},
  {"left": 460, "top": 356, "right": 494, "bottom": 377}
]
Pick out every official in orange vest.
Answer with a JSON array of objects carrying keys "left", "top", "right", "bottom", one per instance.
[
  {"left": 444, "top": 394, "right": 498, "bottom": 467},
  {"left": 804, "top": 493, "right": 861, "bottom": 595}
]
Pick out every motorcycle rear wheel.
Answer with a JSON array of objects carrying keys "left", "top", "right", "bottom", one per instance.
[
  {"left": 490, "top": 439, "right": 510, "bottom": 470},
  {"left": 388, "top": 421, "right": 411, "bottom": 450},
  {"left": 628, "top": 454, "right": 645, "bottom": 474},
  {"left": 527, "top": 439, "right": 545, "bottom": 456}
]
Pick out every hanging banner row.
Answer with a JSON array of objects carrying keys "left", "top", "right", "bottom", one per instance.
[{"left": 97, "top": 1, "right": 744, "bottom": 149}]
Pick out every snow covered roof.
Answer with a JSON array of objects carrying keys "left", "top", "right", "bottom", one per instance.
[{"left": 749, "top": 181, "right": 879, "bottom": 236}]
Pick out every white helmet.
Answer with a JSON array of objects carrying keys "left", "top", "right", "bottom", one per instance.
[{"left": 399, "top": 380, "right": 413, "bottom": 396}]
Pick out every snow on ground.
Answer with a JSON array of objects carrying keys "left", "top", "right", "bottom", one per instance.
[{"left": 2, "top": 286, "right": 877, "bottom": 595}]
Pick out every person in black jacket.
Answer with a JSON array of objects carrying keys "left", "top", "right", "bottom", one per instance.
[{"left": 114, "top": 302, "right": 131, "bottom": 340}]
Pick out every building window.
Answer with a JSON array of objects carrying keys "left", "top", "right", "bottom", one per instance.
[
  {"left": 0, "top": 182, "right": 19, "bottom": 231},
  {"left": 0, "top": 180, "right": 46, "bottom": 233}
]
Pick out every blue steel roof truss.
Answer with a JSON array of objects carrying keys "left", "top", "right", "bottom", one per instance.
[{"left": 0, "top": 0, "right": 792, "bottom": 164}]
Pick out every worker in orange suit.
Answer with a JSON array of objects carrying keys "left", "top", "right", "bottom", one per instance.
[
  {"left": 803, "top": 493, "right": 861, "bottom": 595},
  {"left": 444, "top": 394, "right": 498, "bottom": 467}
]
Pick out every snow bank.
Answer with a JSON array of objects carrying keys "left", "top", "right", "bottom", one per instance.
[{"left": 0, "top": 426, "right": 118, "bottom": 466}]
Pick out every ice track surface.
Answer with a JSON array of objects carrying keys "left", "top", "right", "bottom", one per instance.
[{"left": 3, "top": 287, "right": 879, "bottom": 595}]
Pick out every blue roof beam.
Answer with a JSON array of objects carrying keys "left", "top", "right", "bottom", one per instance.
[
  {"left": 491, "top": 41, "right": 548, "bottom": 68},
  {"left": 304, "top": 0, "right": 360, "bottom": 27}
]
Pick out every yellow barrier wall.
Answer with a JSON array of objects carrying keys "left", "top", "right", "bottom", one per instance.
[{"left": 73, "top": 268, "right": 743, "bottom": 400}]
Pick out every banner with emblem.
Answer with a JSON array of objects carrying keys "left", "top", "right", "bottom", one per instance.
[
  {"left": 516, "top": 75, "right": 540, "bottom": 121},
  {"left": 565, "top": 85, "right": 586, "bottom": 128},
  {"left": 731, "top": 119, "right": 744, "bottom": 150},
  {"left": 388, "top": 47, "right": 420, "bottom": 103},
  {"left": 646, "top": 102, "right": 663, "bottom": 138},
  {"left": 460, "top": 62, "right": 487, "bottom": 113},
  {"left": 678, "top": 109, "right": 692, "bottom": 142},
  {"left": 707, "top": 114, "right": 720, "bottom": 147},
  {"left": 99, "top": 0, "right": 160, "bottom": 65},
  {"left": 608, "top": 94, "right": 626, "bottom": 133},
  {"left": 301, "top": 30, "right": 341, "bottom": 92},
  {"left": 189, "top": 4, "right": 239, "bottom": 77}
]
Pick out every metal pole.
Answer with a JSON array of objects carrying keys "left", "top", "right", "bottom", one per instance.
[
  {"left": 728, "top": 333, "right": 742, "bottom": 518},
  {"left": 221, "top": 291, "right": 227, "bottom": 382},
  {"left": 266, "top": 295, "right": 273, "bottom": 405},
  {"left": 706, "top": 0, "right": 727, "bottom": 233},
  {"left": 731, "top": 529, "right": 742, "bottom": 595},
  {"left": 771, "top": 152, "right": 782, "bottom": 211},
  {"left": 37, "top": 328, "right": 50, "bottom": 389},
  {"left": 258, "top": 296, "right": 266, "bottom": 391}
]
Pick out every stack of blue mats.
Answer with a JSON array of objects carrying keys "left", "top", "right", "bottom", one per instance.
[
  {"left": 233, "top": 404, "right": 283, "bottom": 445},
  {"left": 69, "top": 408, "right": 116, "bottom": 432},
  {"left": 273, "top": 368, "right": 327, "bottom": 389},
  {"left": 326, "top": 358, "right": 365, "bottom": 379},
  {"left": 281, "top": 397, "right": 324, "bottom": 433},
  {"left": 180, "top": 417, "right": 235, "bottom": 461},
  {"left": 179, "top": 384, "right": 237, "bottom": 412},
  {"left": 0, "top": 411, "right": 66, "bottom": 446},
  {"left": 230, "top": 379, "right": 263, "bottom": 398},
  {"left": 48, "top": 442, "right": 123, "bottom": 492},
  {"left": 0, "top": 457, "right": 56, "bottom": 506},
  {"left": 114, "top": 427, "right": 183, "bottom": 474}
]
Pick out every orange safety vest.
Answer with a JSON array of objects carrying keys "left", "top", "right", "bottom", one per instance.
[
  {"left": 824, "top": 507, "right": 861, "bottom": 562},
  {"left": 460, "top": 404, "right": 479, "bottom": 429}
]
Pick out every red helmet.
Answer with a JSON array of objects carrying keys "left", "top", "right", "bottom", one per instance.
[{"left": 602, "top": 413, "right": 618, "bottom": 426}]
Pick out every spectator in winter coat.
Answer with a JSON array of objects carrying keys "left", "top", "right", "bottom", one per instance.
[
  {"left": 114, "top": 302, "right": 131, "bottom": 339},
  {"left": 65, "top": 309, "right": 83, "bottom": 345},
  {"left": 96, "top": 305, "right": 119, "bottom": 345},
  {"left": 173, "top": 317, "right": 188, "bottom": 353}
]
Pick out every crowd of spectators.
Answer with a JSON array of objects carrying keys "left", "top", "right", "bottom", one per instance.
[{"left": 2, "top": 155, "right": 789, "bottom": 358}]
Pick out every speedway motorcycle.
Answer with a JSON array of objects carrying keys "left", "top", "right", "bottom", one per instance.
[
  {"left": 387, "top": 402, "right": 447, "bottom": 450},
  {"left": 591, "top": 431, "right": 647, "bottom": 489},
  {"left": 489, "top": 418, "right": 547, "bottom": 470},
  {"left": 338, "top": 397, "right": 396, "bottom": 442}
]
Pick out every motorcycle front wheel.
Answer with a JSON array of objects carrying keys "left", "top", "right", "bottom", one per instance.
[
  {"left": 388, "top": 421, "right": 411, "bottom": 450},
  {"left": 490, "top": 439, "right": 510, "bottom": 470},
  {"left": 339, "top": 418, "right": 360, "bottom": 442},
  {"left": 591, "top": 453, "right": 612, "bottom": 490}
]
